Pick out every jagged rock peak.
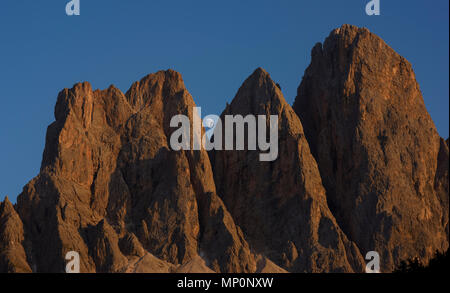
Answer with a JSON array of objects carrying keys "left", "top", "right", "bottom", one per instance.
[
  {"left": 211, "top": 68, "right": 364, "bottom": 273},
  {"left": 224, "top": 67, "right": 283, "bottom": 109},
  {"left": 0, "top": 197, "right": 14, "bottom": 214},
  {"left": 293, "top": 25, "right": 448, "bottom": 271},
  {"left": 0, "top": 197, "right": 32, "bottom": 273},
  {"left": 14, "top": 69, "right": 260, "bottom": 273},
  {"left": 125, "top": 69, "right": 187, "bottom": 110}
]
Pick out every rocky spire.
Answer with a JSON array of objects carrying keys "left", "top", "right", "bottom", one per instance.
[
  {"left": 210, "top": 68, "right": 364, "bottom": 272},
  {"left": 293, "top": 24, "right": 448, "bottom": 271},
  {"left": 1, "top": 25, "right": 446, "bottom": 273},
  {"left": 14, "top": 70, "right": 261, "bottom": 273},
  {"left": 0, "top": 197, "right": 32, "bottom": 272}
]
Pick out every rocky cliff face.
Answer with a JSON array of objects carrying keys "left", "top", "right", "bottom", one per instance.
[
  {"left": 0, "top": 197, "right": 31, "bottom": 273},
  {"left": 435, "top": 138, "right": 449, "bottom": 237},
  {"left": 12, "top": 70, "right": 264, "bottom": 273},
  {"left": 210, "top": 68, "right": 364, "bottom": 272},
  {"left": 0, "top": 24, "right": 448, "bottom": 273},
  {"left": 293, "top": 24, "right": 449, "bottom": 271}
]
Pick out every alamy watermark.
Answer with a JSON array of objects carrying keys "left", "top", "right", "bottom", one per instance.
[
  {"left": 65, "top": 251, "right": 80, "bottom": 273},
  {"left": 65, "top": 1, "right": 380, "bottom": 16},
  {"left": 66, "top": 0, "right": 80, "bottom": 16},
  {"left": 365, "top": 251, "right": 381, "bottom": 273},
  {"left": 170, "top": 107, "right": 279, "bottom": 162},
  {"left": 366, "top": 0, "right": 381, "bottom": 16}
]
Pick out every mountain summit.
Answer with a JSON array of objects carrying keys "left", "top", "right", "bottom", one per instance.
[
  {"left": 12, "top": 70, "right": 262, "bottom": 273},
  {"left": 210, "top": 68, "right": 364, "bottom": 272},
  {"left": 293, "top": 24, "right": 448, "bottom": 271},
  {"left": 0, "top": 25, "right": 447, "bottom": 273}
]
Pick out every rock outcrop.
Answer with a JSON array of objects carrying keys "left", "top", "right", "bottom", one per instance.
[
  {"left": 14, "top": 70, "right": 258, "bottom": 273},
  {"left": 435, "top": 138, "right": 449, "bottom": 237},
  {"left": 210, "top": 68, "right": 364, "bottom": 272},
  {"left": 0, "top": 24, "right": 447, "bottom": 274},
  {"left": 293, "top": 24, "right": 449, "bottom": 271},
  {"left": 0, "top": 197, "right": 31, "bottom": 273}
]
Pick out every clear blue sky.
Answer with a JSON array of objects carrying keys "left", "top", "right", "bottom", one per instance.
[{"left": 1, "top": 0, "right": 448, "bottom": 202}]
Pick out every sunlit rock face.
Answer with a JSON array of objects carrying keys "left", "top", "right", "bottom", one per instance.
[
  {"left": 293, "top": 24, "right": 449, "bottom": 271},
  {"left": 14, "top": 70, "right": 260, "bottom": 273},
  {"left": 210, "top": 68, "right": 364, "bottom": 273},
  {"left": 0, "top": 197, "right": 31, "bottom": 273},
  {"left": 0, "top": 25, "right": 447, "bottom": 273}
]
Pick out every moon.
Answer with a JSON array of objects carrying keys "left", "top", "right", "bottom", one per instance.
[{"left": 203, "top": 118, "right": 215, "bottom": 129}]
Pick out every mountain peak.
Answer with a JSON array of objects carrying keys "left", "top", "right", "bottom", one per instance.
[
  {"left": 125, "top": 69, "right": 188, "bottom": 110},
  {"left": 15, "top": 69, "right": 259, "bottom": 273},
  {"left": 223, "top": 68, "right": 285, "bottom": 117},
  {"left": 212, "top": 67, "right": 365, "bottom": 272},
  {"left": 0, "top": 196, "right": 14, "bottom": 214},
  {"left": 250, "top": 67, "right": 269, "bottom": 77},
  {"left": 1, "top": 25, "right": 447, "bottom": 274},
  {"left": 293, "top": 25, "right": 447, "bottom": 271},
  {"left": 332, "top": 24, "right": 369, "bottom": 35},
  {"left": 0, "top": 195, "right": 31, "bottom": 273}
]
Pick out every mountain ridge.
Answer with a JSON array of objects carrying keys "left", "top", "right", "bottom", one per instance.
[{"left": 0, "top": 24, "right": 448, "bottom": 273}]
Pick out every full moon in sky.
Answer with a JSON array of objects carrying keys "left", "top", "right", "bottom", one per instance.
[{"left": 203, "top": 118, "right": 215, "bottom": 128}]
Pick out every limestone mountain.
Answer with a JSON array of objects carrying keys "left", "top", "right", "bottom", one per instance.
[
  {"left": 293, "top": 24, "right": 449, "bottom": 271},
  {"left": 0, "top": 24, "right": 448, "bottom": 273},
  {"left": 9, "top": 70, "right": 266, "bottom": 273},
  {"left": 210, "top": 68, "right": 364, "bottom": 273}
]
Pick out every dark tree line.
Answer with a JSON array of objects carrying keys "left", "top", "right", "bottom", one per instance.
[{"left": 394, "top": 249, "right": 449, "bottom": 273}]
